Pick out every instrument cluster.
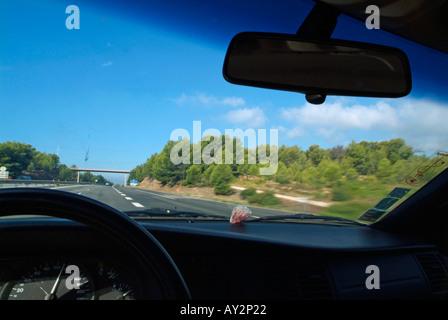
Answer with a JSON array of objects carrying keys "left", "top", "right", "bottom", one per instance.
[{"left": 0, "top": 257, "right": 143, "bottom": 300}]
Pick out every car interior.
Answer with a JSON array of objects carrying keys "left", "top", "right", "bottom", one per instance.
[{"left": 1, "top": 0, "right": 448, "bottom": 308}]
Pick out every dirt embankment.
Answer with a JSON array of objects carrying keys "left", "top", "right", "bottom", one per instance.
[
  {"left": 136, "top": 177, "right": 329, "bottom": 214},
  {"left": 137, "top": 177, "right": 244, "bottom": 203}
]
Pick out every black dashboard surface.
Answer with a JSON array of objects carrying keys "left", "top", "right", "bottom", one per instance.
[{"left": 0, "top": 218, "right": 447, "bottom": 300}]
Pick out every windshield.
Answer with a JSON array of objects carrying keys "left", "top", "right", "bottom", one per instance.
[{"left": 1, "top": 0, "right": 447, "bottom": 225}]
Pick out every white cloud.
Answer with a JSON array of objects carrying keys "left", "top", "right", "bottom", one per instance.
[
  {"left": 280, "top": 98, "right": 448, "bottom": 153},
  {"left": 173, "top": 93, "right": 245, "bottom": 108},
  {"left": 101, "top": 61, "right": 113, "bottom": 67},
  {"left": 173, "top": 93, "right": 188, "bottom": 105},
  {"left": 272, "top": 125, "right": 287, "bottom": 133},
  {"left": 224, "top": 107, "right": 267, "bottom": 128},
  {"left": 393, "top": 99, "right": 448, "bottom": 152},
  {"left": 286, "top": 127, "right": 306, "bottom": 139},
  {"left": 221, "top": 97, "right": 245, "bottom": 107},
  {"left": 280, "top": 100, "right": 398, "bottom": 130}
]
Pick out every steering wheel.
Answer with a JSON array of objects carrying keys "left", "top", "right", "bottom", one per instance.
[{"left": 0, "top": 187, "right": 191, "bottom": 300}]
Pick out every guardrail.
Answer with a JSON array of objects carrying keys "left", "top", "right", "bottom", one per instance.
[{"left": 0, "top": 180, "right": 90, "bottom": 188}]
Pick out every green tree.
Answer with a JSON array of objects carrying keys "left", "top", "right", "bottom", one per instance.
[
  {"left": 80, "top": 172, "right": 95, "bottom": 183},
  {"left": 345, "top": 168, "right": 359, "bottom": 181},
  {"left": 0, "top": 141, "right": 35, "bottom": 178},
  {"left": 376, "top": 158, "right": 393, "bottom": 182},
  {"left": 289, "top": 162, "right": 300, "bottom": 176},
  {"left": 278, "top": 145, "right": 306, "bottom": 167},
  {"left": 151, "top": 141, "right": 188, "bottom": 185},
  {"left": 332, "top": 183, "right": 353, "bottom": 201},
  {"left": 210, "top": 165, "right": 233, "bottom": 195},
  {"left": 328, "top": 145, "right": 347, "bottom": 164},
  {"left": 293, "top": 170, "right": 303, "bottom": 183},
  {"left": 245, "top": 190, "right": 280, "bottom": 205},
  {"left": 384, "top": 138, "right": 413, "bottom": 164},
  {"left": 129, "top": 164, "right": 144, "bottom": 183},
  {"left": 322, "top": 162, "right": 343, "bottom": 185},
  {"left": 152, "top": 152, "right": 174, "bottom": 185},
  {"left": 240, "top": 188, "right": 257, "bottom": 200},
  {"left": 340, "top": 157, "right": 355, "bottom": 174},
  {"left": 346, "top": 141, "right": 368, "bottom": 175},
  {"left": 142, "top": 153, "right": 157, "bottom": 178},
  {"left": 316, "top": 160, "right": 341, "bottom": 186},
  {"left": 302, "top": 166, "right": 321, "bottom": 187},
  {"left": 247, "top": 164, "right": 259, "bottom": 177},
  {"left": 58, "top": 164, "right": 75, "bottom": 181},
  {"left": 186, "top": 164, "right": 202, "bottom": 186},
  {"left": 274, "top": 161, "right": 292, "bottom": 184},
  {"left": 306, "top": 145, "right": 330, "bottom": 167},
  {"left": 28, "top": 151, "right": 60, "bottom": 174}
]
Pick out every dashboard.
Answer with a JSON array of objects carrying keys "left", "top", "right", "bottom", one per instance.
[
  {"left": 1, "top": 257, "right": 142, "bottom": 300},
  {"left": 0, "top": 219, "right": 165, "bottom": 300},
  {"left": 1, "top": 217, "right": 447, "bottom": 300}
]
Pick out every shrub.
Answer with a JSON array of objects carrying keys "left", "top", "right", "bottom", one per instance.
[
  {"left": 214, "top": 182, "right": 233, "bottom": 195},
  {"left": 331, "top": 185, "right": 353, "bottom": 201},
  {"left": 245, "top": 190, "right": 280, "bottom": 206},
  {"left": 240, "top": 188, "right": 257, "bottom": 199},
  {"left": 186, "top": 165, "right": 201, "bottom": 186},
  {"left": 210, "top": 165, "right": 234, "bottom": 195},
  {"left": 259, "top": 191, "right": 280, "bottom": 205}
]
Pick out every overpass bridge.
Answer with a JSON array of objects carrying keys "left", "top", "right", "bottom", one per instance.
[{"left": 69, "top": 168, "right": 131, "bottom": 186}]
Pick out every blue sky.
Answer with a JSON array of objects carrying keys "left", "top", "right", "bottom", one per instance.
[{"left": 1, "top": 0, "right": 448, "bottom": 183}]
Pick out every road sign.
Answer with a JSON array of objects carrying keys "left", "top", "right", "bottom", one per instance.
[
  {"left": 130, "top": 179, "right": 138, "bottom": 186},
  {"left": 0, "top": 167, "right": 9, "bottom": 180}
]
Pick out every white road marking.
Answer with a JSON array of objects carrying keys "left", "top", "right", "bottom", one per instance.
[
  {"left": 134, "top": 190, "right": 179, "bottom": 200},
  {"left": 132, "top": 202, "right": 144, "bottom": 208},
  {"left": 51, "top": 185, "right": 89, "bottom": 189},
  {"left": 125, "top": 197, "right": 133, "bottom": 200}
]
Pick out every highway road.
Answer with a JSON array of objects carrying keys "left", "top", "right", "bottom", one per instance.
[{"left": 47, "top": 184, "right": 297, "bottom": 219}]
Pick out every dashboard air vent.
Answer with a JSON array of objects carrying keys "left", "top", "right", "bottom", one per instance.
[
  {"left": 261, "top": 264, "right": 300, "bottom": 299},
  {"left": 260, "top": 258, "right": 333, "bottom": 300},
  {"left": 415, "top": 253, "right": 448, "bottom": 298},
  {"left": 296, "top": 260, "right": 333, "bottom": 300}
]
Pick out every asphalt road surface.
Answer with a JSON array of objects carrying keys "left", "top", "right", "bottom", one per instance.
[{"left": 48, "top": 184, "right": 296, "bottom": 219}]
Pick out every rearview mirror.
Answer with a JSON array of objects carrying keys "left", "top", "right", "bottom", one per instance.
[{"left": 223, "top": 32, "right": 412, "bottom": 103}]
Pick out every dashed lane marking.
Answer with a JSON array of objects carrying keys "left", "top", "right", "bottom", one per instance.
[{"left": 132, "top": 202, "right": 144, "bottom": 208}]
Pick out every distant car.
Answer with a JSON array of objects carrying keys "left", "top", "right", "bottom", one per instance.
[{"left": 16, "top": 176, "right": 31, "bottom": 180}]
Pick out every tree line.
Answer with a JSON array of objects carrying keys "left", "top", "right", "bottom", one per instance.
[
  {"left": 0, "top": 141, "right": 113, "bottom": 185},
  {"left": 128, "top": 136, "right": 426, "bottom": 195}
]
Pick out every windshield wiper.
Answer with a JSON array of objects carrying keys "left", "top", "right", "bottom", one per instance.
[
  {"left": 248, "top": 213, "right": 364, "bottom": 225},
  {"left": 123, "top": 207, "right": 228, "bottom": 220},
  {"left": 124, "top": 208, "right": 363, "bottom": 225}
]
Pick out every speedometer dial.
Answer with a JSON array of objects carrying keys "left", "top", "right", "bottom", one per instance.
[
  {"left": 95, "top": 262, "right": 138, "bottom": 300},
  {"left": 1, "top": 260, "right": 94, "bottom": 300}
]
